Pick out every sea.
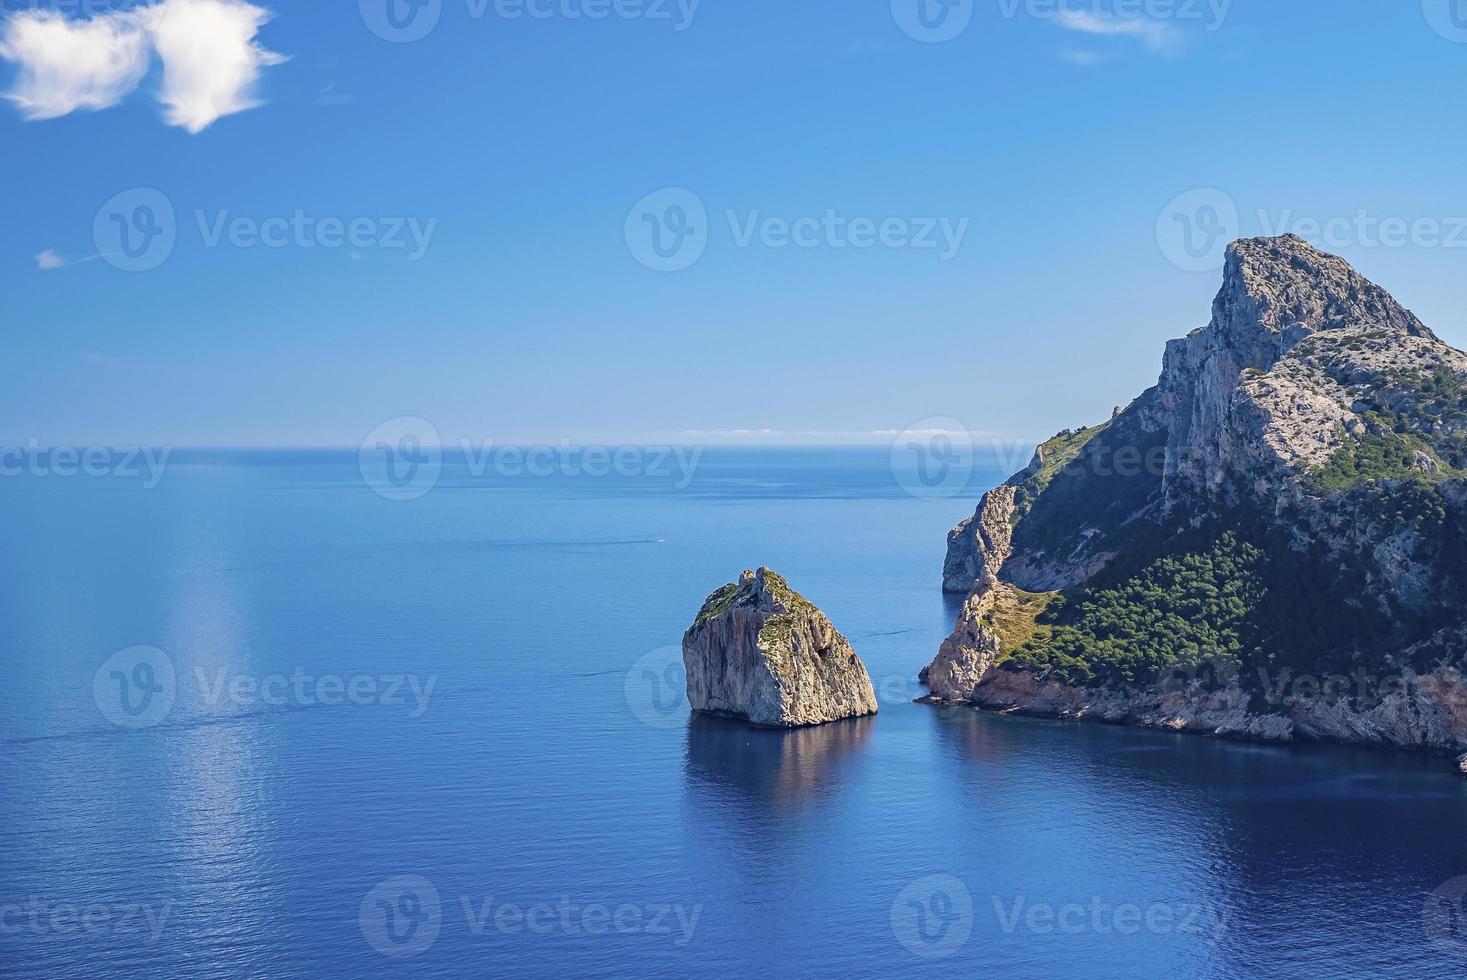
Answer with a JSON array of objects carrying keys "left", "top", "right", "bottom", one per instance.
[{"left": 3, "top": 446, "right": 1467, "bottom": 978}]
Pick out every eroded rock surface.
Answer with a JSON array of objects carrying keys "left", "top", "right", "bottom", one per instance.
[
  {"left": 942, "top": 485, "right": 1017, "bottom": 593},
  {"left": 684, "top": 568, "right": 878, "bottom": 727}
]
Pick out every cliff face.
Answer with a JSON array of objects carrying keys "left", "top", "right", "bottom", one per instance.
[
  {"left": 684, "top": 568, "right": 878, "bottom": 727},
  {"left": 928, "top": 236, "right": 1467, "bottom": 767},
  {"left": 941, "top": 485, "right": 1015, "bottom": 593}
]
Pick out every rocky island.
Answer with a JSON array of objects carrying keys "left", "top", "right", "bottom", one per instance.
[
  {"left": 684, "top": 568, "right": 878, "bottom": 727},
  {"left": 925, "top": 235, "right": 1467, "bottom": 768}
]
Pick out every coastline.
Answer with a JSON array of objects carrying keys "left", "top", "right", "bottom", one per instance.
[{"left": 916, "top": 664, "right": 1467, "bottom": 769}]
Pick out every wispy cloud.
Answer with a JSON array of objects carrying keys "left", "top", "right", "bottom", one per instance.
[
  {"left": 314, "top": 81, "right": 354, "bottom": 107},
  {"left": 1058, "top": 48, "right": 1116, "bottom": 67},
  {"left": 0, "top": 0, "right": 284, "bottom": 133},
  {"left": 1054, "top": 11, "right": 1182, "bottom": 55},
  {"left": 35, "top": 248, "right": 103, "bottom": 270}
]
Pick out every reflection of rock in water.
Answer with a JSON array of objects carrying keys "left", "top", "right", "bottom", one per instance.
[
  {"left": 927, "top": 702, "right": 1017, "bottom": 768},
  {"left": 683, "top": 713, "right": 874, "bottom": 813}
]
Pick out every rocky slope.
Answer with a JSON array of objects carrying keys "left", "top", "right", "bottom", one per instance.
[
  {"left": 926, "top": 235, "right": 1467, "bottom": 768},
  {"left": 684, "top": 568, "right": 878, "bottom": 727}
]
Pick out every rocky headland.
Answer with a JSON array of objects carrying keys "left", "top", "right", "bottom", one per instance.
[
  {"left": 924, "top": 235, "right": 1467, "bottom": 770},
  {"left": 684, "top": 568, "right": 878, "bottom": 727}
]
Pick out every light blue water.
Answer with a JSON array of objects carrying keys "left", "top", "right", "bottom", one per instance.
[{"left": 3, "top": 448, "right": 1467, "bottom": 978}]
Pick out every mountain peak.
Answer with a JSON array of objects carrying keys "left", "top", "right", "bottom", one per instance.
[
  {"left": 1215, "top": 235, "right": 1431, "bottom": 342},
  {"left": 1151, "top": 236, "right": 1441, "bottom": 503}
]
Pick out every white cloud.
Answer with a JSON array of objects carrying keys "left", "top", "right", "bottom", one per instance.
[
  {"left": 0, "top": 11, "right": 150, "bottom": 120},
  {"left": 1054, "top": 11, "right": 1181, "bottom": 55},
  {"left": 0, "top": 0, "right": 282, "bottom": 133},
  {"left": 145, "top": 0, "right": 284, "bottom": 134}
]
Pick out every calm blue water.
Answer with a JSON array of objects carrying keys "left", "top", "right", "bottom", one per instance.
[{"left": 4, "top": 448, "right": 1467, "bottom": 978}]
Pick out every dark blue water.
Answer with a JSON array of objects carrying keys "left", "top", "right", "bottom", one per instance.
[{"left": 4, "top": 448, "right": 1467, "bottom": 978}]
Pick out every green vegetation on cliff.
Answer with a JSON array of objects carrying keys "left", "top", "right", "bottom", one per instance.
[
  {"left": 1311, "top": 423, "right": 1443, "bottom": 491},
  {"left": 979, "top": 587, "right": 1060, "bottom": 656},
  {"left": 1309, "top": 361, "right": 1467, "bottom": 490},
  {"left": 1005, "top": 532, "right": 1266, "bottom": 686},
  {"left": 996, "top": 499, "right": 1463, "bottom": 690},
  {"left": 693, "top": 569, "right": 817, "bottom": 637},
  {"left": 1008, "top": 422, "right": 1112, "bottom": 526},
  {"left": 695, "top": 583, "right": 741, "bottom": 626},
  {"left": 1009, "top": 403, "right": 1168, "bottom": 561},
  {"left": 1017, "top": 423, "right": 1109, "bottom": 496},
  {"left": 1383, "top": 365, "right": 1467, "bottom": 467}
]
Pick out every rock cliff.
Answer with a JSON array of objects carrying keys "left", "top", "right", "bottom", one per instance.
[
  {"left": 927, "top": 236, "right": 1467, "bottom": 768},
  {"left": 684, "top": 568, "right": 878, "bottom": 727}
]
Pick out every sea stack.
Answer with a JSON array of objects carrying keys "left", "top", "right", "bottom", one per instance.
[{"left": 683, "top": 568, "right": 878, "bottom": 727}]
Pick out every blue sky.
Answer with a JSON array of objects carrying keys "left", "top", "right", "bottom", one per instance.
[{"left": 5, "top": 0, "right": 1467, "bottom": 447}]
